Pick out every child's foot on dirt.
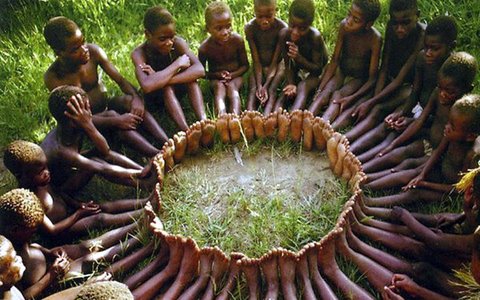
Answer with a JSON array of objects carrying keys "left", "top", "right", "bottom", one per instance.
[
  {"left": 290, "top": 109, "right": 303, "bottom": 142},
  {"left": 229, "top": 114, "right": 242, "bottom": 143},
  {"left": 277, "top": 109, "right": 291, "bottom": 142},
  {"left": 241, "top": 111, "right": 255, "bottom": 142},
  {"left": 173, "top": 132, "right": 187, "bottom": 163},
  {"left": 216, "top": 114, "right": 230, "bottom": 144},
  {"left": 200, "top": 119, "right": 216, "bottom": 148},
  {"left": 302, "top": 110, "right": 314, "bottom": 151},
  {"left": 264, "top": 110, "right": 279, "bottom": 138},
  {"left": 252, "top": 111, "right": 265, "bottom": 139},
  {"left": 187, "top": 122, "right": 202, "bottom": 154},
  {"left": 162, "top": 139, "right": 176, "bottom": 171}
]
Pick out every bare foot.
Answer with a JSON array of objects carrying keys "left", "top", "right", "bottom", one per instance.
[
  {"left": 162, "top": 139, "right": 175, "bottom": 171},
  {"left": 296, "top": 249, "right": 316, "bottom": 300},
  {"left": 162, "top": 238, "right": 201, "bottom": 299},
  {"left": 333, "top": 135, "right": 349, "bottom": 176},
  {"left": 327, "top": 133, "right": 341, "bottom": 170},
  {"left": 312, "top": 117, "right": 326, "bottom": 151},
  {"left": 252, "top": 111, "right": 265, "bottom": 139},
  {"left": 264, "top": 111, "right": 278, "bottom": 138},
  {"left": 277, "top": 109, "right": 291, "bottom": 142},
  {"left": 178, "top": 247, "right": 215, "bottom": 300},
  {"left": 238, "top": 257, "right": 261, "bottom": 300},
  {"left": 302, "top": 111, "right": 314, "bottom": 151},
  {"left": 229, "top": 114, "right": 242, "bottom": 143},
  {"left": 144, "top": 201, "right": 163, "bottom": 232},
  {"left": 278, "top": 249, "right": 298, "bottom": 300},
  {"left": 132, "top": 234, "right": 185, "bottom": 300},
  {"left": 201, "top": 119, "right": 216, "bottom": 148},
  {"left": 201, "top": 247, "right": 230, "bottom": 300},
  {"left": 153, "top": 155, "right": 165, "bottom": 186},
  {"left": 241, "top": 111, "right": 255, "bottom": 142},
  {"left": 259, "top": 249, "right": 280, "bottom": 300},
  {"left": 304, "top": 242, "right": 338, "bottom": 300},
  {"left": 290, "top": 109, "right": 303, "bottom": 142},
  {"left": 173, "top": 131, "right": 187, "bottom": 163},
  {"left": 187, "top": 122, "right": 203, "bottom": 154},
  {"left": 216, "top": 252, "right": 245, "bottom": 300},
  {"left": 341, "top": 154, "right": 353, "bottom": 181},
  {"left": 216, "top": 114, "right": 230, "bottom": 144}
]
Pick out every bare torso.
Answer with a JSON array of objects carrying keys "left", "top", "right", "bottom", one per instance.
[
  {"left": 340, "top": 26, "right": 378, "bottom": 78},
  {"left": 245, "top": 18, "right": 286, "bottom": 67},
  {"left": 199, "top": 33, "right": 245, "bottom": 73}
]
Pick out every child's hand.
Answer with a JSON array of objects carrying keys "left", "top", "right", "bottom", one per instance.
[
  {"left": 220, "top": 71, "right": 232, "bottom": 83},
  {"left": 283, "top": 84, "right": 297, "bottom": 98},
  {"left": 139, "top": 63, "right": 155, "bottom": 75},
  {"left": 385, "top": 112, "right": 402, "bottom": 126},
  {"left": 286, "top": 41, "right": 298, "bottom": 60},
  {"left": 334, "top": 95, "right": 354, "bottom": 114},
  {"left": 256, "top": 86, "right": 268, "bottom": 104},
  {"left": 351, "top": 101, "right": 371, "bottom": 122},
  {"left": 117, "top": 113, "right": 143, "bottom": 130},
  {"left": 391, "top": 117, "right": 408, "bottom": 131},
  {"left": 391, "top": 274, "right": 418, "bottom": 295},
  {"left": 50, "top": 255, "right": 70, "bottom": 280},
  {"left": 130, "top": 95, "right": 145, "bottom": 118},
  {"left": 382, "top": 286, "right": 405, "bottom": 300},
  {"left": 402, "top": 175, "right": 424, "bottom": 191},
  {"left": 175, "top": 54, "right": 191, "bottom": 70},
  {"left": 65, "top": 94, "right": 94, "bottom": 128},
  {"left": 77, "top": 201, "right": 101, "bottom": 217}
]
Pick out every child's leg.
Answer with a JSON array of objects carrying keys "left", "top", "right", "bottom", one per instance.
[
  {"left": 163, "top": 86, "right": 189, "bottom": 131},
  {"left": 99, "top": 197, "right": 149, "bottom": 214},
  {"left": 362, "top": 140, "right": 424, "bottom": 173},
  {"left": 349, "top": 123, "right": 390, "bottom": 155},
  {"left": 247, "top": 73, "right": 258, "bottom": 111},
  {"left": 291, "top": 76, "right": 320, "bottom": 111},
  {"left": 273, "top": 93, "right": 286, "bottom": 112},
  {"left": 68, "top": 208, "right": 143, "bottom": 234},
  {"left": 212, "top": 80, "right": 227, "bottom": 115},
  {"left": 186, "top": 81, "right": 207, "bottom": 121},
  {"left": 106, "top": 241, "right": 155, "bottom": 276},
  {"left": 265, "top": 64, "right": 285, "bottom": 114},
  {"left": 356, "top": 131, "right": 397, "bottom": 163},
  {"left": 322, "top": 78, "right": 363, "bottom": 123},
  {"left": 100, "top": 150, "right": 143, "bottom": 170},
  {"left": 393, "top": 207, "right": 474, "bottom": 254},
  {"left": 364, "top": 188, "right": 445, "bottom": 207},
  {"left": 226, "top": 77, "right": 243, "bottom": 115},
  {"left": 304, "top": 243, "right": 338, "bottom": 300},
  {"left": 364, "top": 168, "right": 421, "bottom": 190},
  {"left": 177, "top": 248, "right": 214, "bottom": 300},
  {"left": 366, "top": 156, "right": 428, "bottom": 183},
  {"left": 308, "top": 74, "right": 343, "bottom": 115}
]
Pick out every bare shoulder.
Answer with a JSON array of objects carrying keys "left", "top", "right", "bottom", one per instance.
[
  {"left": 198, "top": 37, "right": 211, "bottom": 54},
  {"left": 231, "top": 32, "right": 245, "bottom": 45},
  {"left": 370, "top": 26, "right": 382, "bottom": 40},
  {"left": 275, "top": 17, "right": 287, "bottom": 29},
  {"left": 244, "top": 18, "right": 255, "bottom": 34},
  {"left": 278, "top": 27, "right": 288, "bottom": 40}
]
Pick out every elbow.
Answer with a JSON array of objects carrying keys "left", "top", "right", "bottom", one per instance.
[{"left": 140, "top": 83, "right": 155, "bottom": 94}]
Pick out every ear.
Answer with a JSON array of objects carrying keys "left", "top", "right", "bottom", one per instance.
[
  {"left": 449, "top": 39, "right": 457, "bottom": 51},
  {"left": 144, "top": 29, "right": 152, "bottom": 40},
  {"left": 365, "top": 21, "right": 373, "bottom": 30}
]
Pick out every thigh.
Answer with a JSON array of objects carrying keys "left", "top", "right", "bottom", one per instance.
[
  {"left": 337, "top": 78, "right": 364, "bottom": 97},
  {"left": 108, "top": 95, "right": 133, "bottom": 113}
]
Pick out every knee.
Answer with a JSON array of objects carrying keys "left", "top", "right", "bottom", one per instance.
[{"left": 102, "top": 110, "right": 120, "bottom": 117}]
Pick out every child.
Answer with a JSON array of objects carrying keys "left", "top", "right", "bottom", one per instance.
[
  {"left": 273, "top": 0, "right": 328, "bottom": 112},
  {"left": 333, "top": 0, "right": 424, "bottom": 130},
  {"left": 43, "top": 17, "right": 167, "bottom": 158},
  {"left": 132, "top": 6, "right": 207, "bottom": 131},
  {"left": 244, "top": 0, "right": 287, "bottom": 114},
  {"left": 0, "top": 235, "right": 25, "bottom": 300},
  {"left": 4, "top": 140, "right": 146, "bottom": 235},
  {"left": 367, "top": 94, "right": 480, "bottom": 206},
  {"left": 363, "top": 52, "right": 477, "bottom": 178},
  {"left": 347, "top": 15, "right": 457, "bottom": 155},
  {"left": 199, "top": 1, "right": 249, "bottom": 115},
  {"left": 310, "top": 0, "right": 382, "bottom": 123},
  {"left": 41, "top": 85, "right": 154, "bottom": 195}
]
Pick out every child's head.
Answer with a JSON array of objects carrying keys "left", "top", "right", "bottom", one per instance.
[
  {"left": 344, "top": 0, "right": 380, "bottom": 33},
  {"left": 288, "top": 0, "right": 314, "bottom": 42},
  {"left": 424, "top": 16, "right": 457, "bottom": 65},
  {"left": 44, "top": 17, "right": 89, "bottom": 64},
  {"left": 0, "top": 235, "right": 25, "bottom": 291},
  {"left": 143, "top": 6, "right": 176, "bottom": 55},
  {"left": 4, "top": 140, "right": 50, "bottom": 188},
  {"left": 0, "top": 189, "right": 44, "bottom": 244},
  {"left": 437, "top": 52, "right": 477, "bottom": 105},
  {"left": 254, "top": 0, "right": 277, "bottom": 31},
  {"left": 444, "top": 94, "right": 480, "bottom": 142},
  {"left": 205, "top": 1, "right": 232, "bottom": 44},
  {"left": 48, "top": 85, "right": 88, "bottom": 126},
  {"left": 74, "top": 281, "right": 133, "bottom": 300},
  {"left": 388, "top": 0, "right": 419, "bottom": 39}
]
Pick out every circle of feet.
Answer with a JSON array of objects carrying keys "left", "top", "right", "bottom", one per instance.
[{"left": 85, "top": 109, "right": 444, "bottom": 299}]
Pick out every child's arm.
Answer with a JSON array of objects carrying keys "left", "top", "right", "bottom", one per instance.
[
  {"left": 318, "top": 25, "right": 345, "bottom": 91},
  {"left": 403, "top": 136, "right": 449, "bottom": 191},
  {"left": 198, "top": 40, "right": 222, "bottom": 80},
  {"left": 379, "top": 89, "right": 439, "bottom": 156},
  {"left": 287, "top": 30, "right": 327, "bottom": 75},
  {"left": 166, "top": 38, "right": 205, "bottom": 85},
  {"left": 40, "top": 203, "right": 100, "bottom": 236},
  {"left": 131, "top": 46, "right": 190, "bottom": 94},
  {"left": 264, "top": 28, "right": 285, "bottom": 90},
  {"left": 338, "top": 31, "right": 381, "bottom": 111},
  {"left": 245, "top": 23, "right": 265, "bottom": 97},
  {"left": 92, "top": 44, "right": 144, "bottom": 117},
  {"left": 228, "top": 35, "right": 249, "bottom": 79}
]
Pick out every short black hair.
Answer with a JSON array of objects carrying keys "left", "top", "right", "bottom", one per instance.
[
  {"left": 439, "top": 51, "right": 477, "bottom": 91},
  {"left": 353, "top": 0, "right": 381, "bottom": 23},
  {"left": 425, "top": 15, "right": 457, "bottom": 45},
  {"left": 254, "top": 0, "right": 276, "bottom": 8},
  {"left": 48, "top": 85, "right": 87, "bottom": 125},
  {"left": 452, "top": 94, "right": 480, "bottom": 134},
  {"left": 144, "top": 6, "right": 175, "bottom": 33},
  {"left": 389, "top": 0, "right": 417, "bottom": 14},
  {"left": 205, "top": 1, "right": 232, "bottom": 27},
  {"left": 44, "top": 16, "right": 79, "bottom": 51},
  {"left": 289, "top": 0, "right": 315, "bottom": 25}
]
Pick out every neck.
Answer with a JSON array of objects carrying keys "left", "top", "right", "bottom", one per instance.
[
  {"left": 57, "top": 125, "right": 81, "bottom": 147},
  {"left": 57, "top": 57, "right": 81, "bottom": 74}
]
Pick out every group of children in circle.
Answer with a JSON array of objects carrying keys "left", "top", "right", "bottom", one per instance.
[{"left": 1, "top": 0, "right": 480, "bottom": 298}]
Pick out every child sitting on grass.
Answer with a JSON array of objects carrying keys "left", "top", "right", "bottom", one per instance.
[
  {"left": 4, "top": 140, "right": 146, "bottom": 235},
  {"left": 132, "top": 6, "right": 207, "bottom": 131},
  {"left": 199, "top": 1, "right": 249, "bottom": 116},
  {"left": 0, "top": 234, "right": 26, "bottom": 300},
  {"left": 44, "top": 17, "right": 167, "bottom": 158},
  {"left": 366, "top": 94, "right": 480, "bottom": 206},
  {"left": 347, "top": 15, "right": 457, "bottom": 150},
  {"left": 244, "top": 0, "right": 287, "bottom": 114},
  {"left": 310, "top": 0, "right": 382, "bottom": 123},
  {"left": 363, "top": 52, "right": 477, "bottom": 179},
  {"left": 41, "top": 85, "right": 155, "bottom": 195},
  {"left": 333, "top": 0, "right": 425, "bottom": 130},
  {"left": 272, "top": 0, "right": 328, "bottom": 112}
]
